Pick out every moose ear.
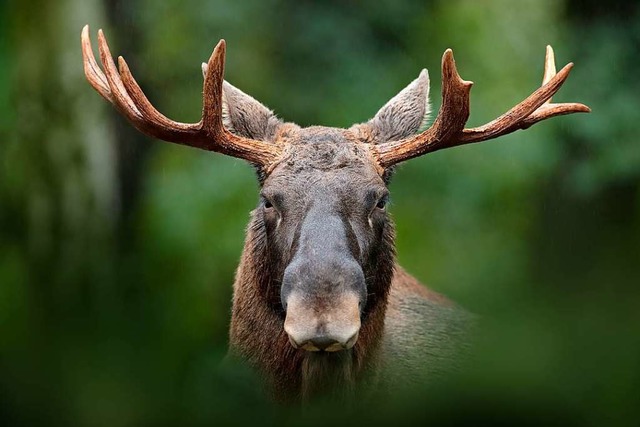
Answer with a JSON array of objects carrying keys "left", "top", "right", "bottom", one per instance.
[
  {"left": 363, "top": 69, "right": 431, "bottom": 143},
  {"left": 202, "top": 63, "right": 282, "bottom": 140}
]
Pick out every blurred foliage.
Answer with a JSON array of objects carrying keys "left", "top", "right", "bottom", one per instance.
[{"left": 1, "top": 0, "right": 639, "bottom": 425}]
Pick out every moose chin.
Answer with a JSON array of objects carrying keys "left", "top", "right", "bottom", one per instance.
[{"left": 81, "top": 25, "right": 590, "bottom": 403}]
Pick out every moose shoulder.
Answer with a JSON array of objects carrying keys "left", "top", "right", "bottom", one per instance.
[{"left": 81, "top": 26, "right": 590, "bottom": 402}]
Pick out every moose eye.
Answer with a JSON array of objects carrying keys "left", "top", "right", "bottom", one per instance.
[
  {"left": 260, "top": 194, "right": 277, "bottom": 212},
  {"left": 261, "top": 192, "right": 281, "bottom": 214},
  {"left": 376, "top": 196, "right": 388, "bottom": 210}
]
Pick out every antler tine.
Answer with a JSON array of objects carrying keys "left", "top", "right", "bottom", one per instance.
[
  {"left": 198, "top": 40, "right": 281, "bottom": 163},
  {"left": 459, "top": 46, "right": 590, "bottom": 143},
  {"left": 96, "top": 30, "right": 146, "bottom": 123},
  {"left": 542, "top": 45, "right": 557, "bottom": 95},
  {"left": 375, "top": 49, "right": 473, "bottom": 168},
  {"left": 116, "top": 55, "right": 203, "bottom": 141},
  {"left": 458, "top": 61, "right": 575, "bottom": 144},
  {"left": 82, "top": 25, "right": 202, "bottom": 143},
  {"left": 201, "top": 40, "right": 226, "bottom": 135},
  {"left": 81, "top": 25, "right": 112, "bottom": 102},
  {"left": 117, "top": 39, "right": 232, "bottom": 143},
  {"left": 375, "top": 46, "right": 590, "bottom": 167},
  {"left": 81, "top": 26, "right": 281, "bottom": 167},
  {"left": 518, "top": 46, "right": 591, "bottom": 129}
]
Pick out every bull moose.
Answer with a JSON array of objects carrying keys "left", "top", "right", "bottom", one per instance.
[{"left": 81, "top": 26, "right": 589, "bottom": 402}]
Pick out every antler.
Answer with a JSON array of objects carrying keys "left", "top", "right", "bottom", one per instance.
[
  {"left": 375, "top": 46, "right": 591, "bottom": 168},
  {"left": 81, "top": 25, "right": 281, "bottom": 167}
]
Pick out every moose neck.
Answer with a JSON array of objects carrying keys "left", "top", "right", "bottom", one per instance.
[{"left": 229, "top": 208, "right": 396, "bottom": 402}]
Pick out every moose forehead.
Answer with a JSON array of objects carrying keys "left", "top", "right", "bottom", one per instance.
[{"left": 265, "top": 126, "right": 384, "bottom": 196}]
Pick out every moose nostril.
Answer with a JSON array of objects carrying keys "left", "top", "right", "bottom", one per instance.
[
  {"left": 309, "top": 336, "right": 340, "bottom": 351},
  {"left": 345, "top": 331, "right": 359, "bottom": 349},
  {"left": 294, "top": 332, "right": 359, "bottom": 352}
]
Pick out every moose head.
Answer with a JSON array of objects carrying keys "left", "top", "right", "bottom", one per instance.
[{"left": 81, "top": 26, "right": 589, "bottom": 400}]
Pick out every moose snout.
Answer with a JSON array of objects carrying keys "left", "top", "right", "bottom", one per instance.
[
  {"left": 280, "top": 210, "right": 367, "bottom": 353},
  {"left": 283, "top": 292, "right": 362, "bottom": 352}
]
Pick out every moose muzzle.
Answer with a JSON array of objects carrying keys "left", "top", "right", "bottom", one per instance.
[
  {"left": 280, "top": 208, "right": 366, "bottom": 352},
  {"left": 283, "top": 291, "right": 361, "bottom": 352}
]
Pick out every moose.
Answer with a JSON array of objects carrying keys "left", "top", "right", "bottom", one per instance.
[{"left": 81, "top": 26, "right": 590, "bottom": 402}]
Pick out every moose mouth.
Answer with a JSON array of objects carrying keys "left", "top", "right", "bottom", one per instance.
[{"left": 287, "top": 331, "right": 359, "bottom": 352}]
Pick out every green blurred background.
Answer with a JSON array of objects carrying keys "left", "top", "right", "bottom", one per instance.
[{"left": 1, "top": 0, "right": 639, "bottom": 425}]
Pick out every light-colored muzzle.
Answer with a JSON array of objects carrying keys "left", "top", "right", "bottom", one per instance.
[{"left": 283, "top": 292, "right": 361, "bottom": 352}]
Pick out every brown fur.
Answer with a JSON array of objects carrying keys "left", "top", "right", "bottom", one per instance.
[
  {"left": 223, "top": 76, "right": 473, "bottom": 403},
  {"left": 229, "top": 200, "right": 395, "bottom": 402},
  {"left": 228, "top": 211, "right": 470, "bottom": 402}
]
